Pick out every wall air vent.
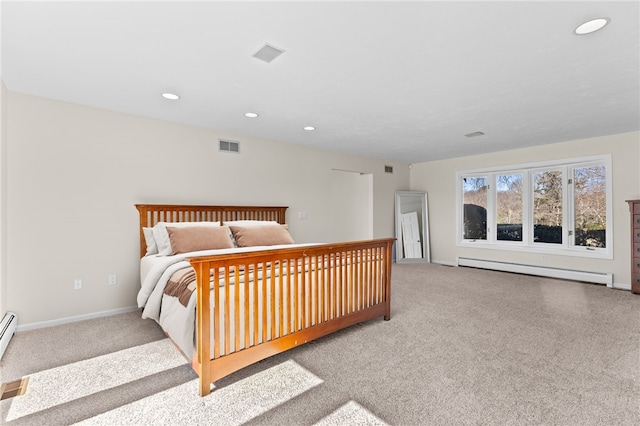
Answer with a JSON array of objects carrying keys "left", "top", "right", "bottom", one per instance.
[
  {"left": 385, "top": 165, "right": 394, "bottom": 174},
  {"left": 219, "top": 139, "right": 240, "bottom": 154}
]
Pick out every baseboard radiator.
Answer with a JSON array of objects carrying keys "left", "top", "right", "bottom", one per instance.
[
  {"left": 0, "top": 312, "right": 17, "bottom": 360},
  {"left": 457, "top": 257, "right": 613, "bottom": 286}
]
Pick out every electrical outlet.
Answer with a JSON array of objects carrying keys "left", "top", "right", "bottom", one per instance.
[
  {"left": 74, "top": 279, "right": 82, "bottom": 290},
  {"left": 108, "top": 274, "right": 117, "bottom": 285}
]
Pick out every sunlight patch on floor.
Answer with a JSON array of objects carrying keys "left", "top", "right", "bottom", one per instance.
[
  {"left": 74, "top": 359, "right": 323, "bottom": 425},
  {"left": 314, "top": 400, "right": 389, "bottom": 426},
  {"left": 5, "top": 339, "right": 186, "bottom": 421}
]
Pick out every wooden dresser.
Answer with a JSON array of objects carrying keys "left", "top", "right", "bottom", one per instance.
[{"left": 627, "top": 200, "right": 640, "bottom": 294}]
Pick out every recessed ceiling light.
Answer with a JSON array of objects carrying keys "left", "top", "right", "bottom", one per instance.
[
  {"left": 244, "top": 112, "right": 259, "bottom": 118},
  {"left": 161, "top": 92, "right": 180, "bottom": 100},
  {"left": 574, "top": 18, "right": 610, "bottom": 35},
  {"left": 303, "top": 126, "right": 316, "bottom": 131}
]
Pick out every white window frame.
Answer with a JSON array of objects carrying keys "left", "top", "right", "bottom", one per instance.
[{"left": 456, "top": 155, "right": 612, "bottom": 259}]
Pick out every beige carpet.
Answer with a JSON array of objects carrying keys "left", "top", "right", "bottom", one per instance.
[{"left": 1, "top": 263, "right": 639, "bottom": 425}]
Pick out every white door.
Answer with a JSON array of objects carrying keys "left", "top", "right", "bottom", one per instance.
[{"left": 401, "top": 212, "right": 422, "bottom": 258}]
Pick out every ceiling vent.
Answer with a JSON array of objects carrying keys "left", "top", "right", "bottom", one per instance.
[
  {"left": 252, "top": 43, "right": 285, "bottom": 63},
  {"left": 385, "top": 165, "right": 394, "bottom": 174},
  {"left": 465, "top": 131, "right": 485, "bottom": 138},
  {"left": 219, "top": 139, "right": 240, "bottom": 153}
]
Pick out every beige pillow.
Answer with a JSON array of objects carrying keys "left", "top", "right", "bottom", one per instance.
[
  {"left": 166, "top": 225, "right": 234, "bottom": 254},
  {"left": 229, "top": 224, "right": 294, "bottom": 247},
  {"left": 152, "top": 221, "right": 221, "bottom": 256}
]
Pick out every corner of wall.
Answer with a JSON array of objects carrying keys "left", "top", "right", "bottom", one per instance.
[{"left": 0, "top": 80, "right": 8, "bottom": 316}]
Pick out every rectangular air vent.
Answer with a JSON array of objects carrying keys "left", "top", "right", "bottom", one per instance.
[
  {"left": 253, "top": 43, "right": 285, "bottom": 63},
  {"left": 384, "top": 165, "right": 393, "bottom": 174},
  {"left": 219, "top": 139, "right": 240, "bottom": 153}
]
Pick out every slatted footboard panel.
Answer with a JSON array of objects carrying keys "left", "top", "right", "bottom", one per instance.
[{"left": 189, "top": 238, "right": 394, "bottom": 396}]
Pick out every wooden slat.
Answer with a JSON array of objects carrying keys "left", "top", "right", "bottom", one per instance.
[
  {"left": 302, "top": 258, "right": 308, "bottom": 329},
  {"left": 316, "top": 255, "right": 321, "bottom": 324},
  {"left": 244, "top": 263, "right": 250, "bottom": 350},
  {"left": 270, "top": 261, "right": 276, "bottom": 340},
  {"left": 253, "top": 261, "right": 259, "bottom": 346},
  {"left": 211, "top": 265, "right": 219, "bottom": 360},
  {"left": 293, "top": 258, "right": 300, "bottom": 332},
  {"left": 234, "top": 266, "right": 240, "bottom": 352},
  {"left": 262, "top": 261, "right": 268, "bottom": 344},
  {"left": 278, "top": 260, "right": 285, "bottom": 337},
  {"left": 224, "top": 267, "right": 231, "bottom": 355}
]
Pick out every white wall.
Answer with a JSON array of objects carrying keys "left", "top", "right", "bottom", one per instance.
[
  {"left": 5, "top": 91, "right": 409, "bottom": 325},
  {"left": 410, "top": 131, "right": 639, "bottom": 287},
  {"left": 0, "top": 80, "right": 7, "bottom": 317},
  {"left": 330, "top": 170, "right": 372, "bottom": 242}
]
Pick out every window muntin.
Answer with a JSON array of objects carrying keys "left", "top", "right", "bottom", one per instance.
[
  {"left": 457, "top": 155, "right": 611, "bottom": 258},
  {"left": 462, "top": 176, "right": 488, "bottom": 240}
]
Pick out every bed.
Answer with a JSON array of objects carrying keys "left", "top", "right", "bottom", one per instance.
[{"left": 136, "top": 204, "right": 394, "bottom": 396}]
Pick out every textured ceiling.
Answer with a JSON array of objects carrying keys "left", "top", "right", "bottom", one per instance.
[{"left": 2, "top": 1, "right": 638, "bottom": 163}]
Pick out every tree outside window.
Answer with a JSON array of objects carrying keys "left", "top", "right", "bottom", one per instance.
[
  {"left": 496, "top": 173, "right": 523, "bottom": 241},
  {"left": 573, "top": 165, "right": 606, "bottom": 248},
  {"left": 533, "top": 170, "right": 563, "bottom": 244}
]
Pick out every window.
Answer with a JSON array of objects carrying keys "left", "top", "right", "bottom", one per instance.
[
  {"left": 463, "top": 177, "right": 488, "bottom": 240},
  {"left": 457, "top": 155, "right": 612, "bottom": 258},
  {"left": 572, "top": 164, "right": 606, "bottom": 248},
  {"left": 496, "top": 173, "right": 523, "bottom": 242},
  {"left": 532, "top": 169, "right": 563, "bottom": 245}
]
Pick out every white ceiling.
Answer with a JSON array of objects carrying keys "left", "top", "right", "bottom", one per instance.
[{"left": 1, "top": 1, "right": 638, "bottom": 164}]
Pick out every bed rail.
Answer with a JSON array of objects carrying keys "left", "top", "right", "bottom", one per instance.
[{"left": 189, "top": 238, "right": 394, "bottom": 396}]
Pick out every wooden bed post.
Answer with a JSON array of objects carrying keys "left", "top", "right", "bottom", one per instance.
[
  {"left": 195, "top": 261, "right": 212, "bottom": 396},
  {"left": 384, "top": 240, "right": 393, "bottom": 321}
]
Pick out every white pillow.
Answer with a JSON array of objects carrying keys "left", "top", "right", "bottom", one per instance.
[
  {"left": 142, "top": 227, "right": 158, "bottom": 256},
  {"left": 152, "top": 221, "right": 221, "bottom": 256}
]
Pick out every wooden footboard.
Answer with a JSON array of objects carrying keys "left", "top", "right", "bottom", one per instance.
[{"left": 189, "top": 238, "right": 394, "bottom": 396}]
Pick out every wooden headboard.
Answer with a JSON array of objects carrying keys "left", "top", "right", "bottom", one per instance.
[{"left": 135, "top": 204, "right": 288, "bottom": 258}]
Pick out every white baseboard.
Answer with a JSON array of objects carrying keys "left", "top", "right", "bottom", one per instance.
[
  {"left": 16, "top": 306, "right": 140, "bottom": 332},
  {"left": 431, "top": 259, "right": 457, "bottom": 267},
  {"left": 612, "top": 282, "right": 631, "bottom": 291},
  {"left": 457, "top": 257, "right": 613, "bottom": 286}
]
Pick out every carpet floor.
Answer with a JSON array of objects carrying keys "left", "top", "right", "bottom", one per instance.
[{"left": 1, "top": 263, "right": 639, "bottom": 425}]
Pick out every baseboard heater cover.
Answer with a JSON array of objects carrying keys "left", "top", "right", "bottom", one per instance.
[
  {"left": 457, "top": 257, "right": 613, "bottom": 286},
  {"left": 0, "top": 312, "right": 18, "bottom": 360}
]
